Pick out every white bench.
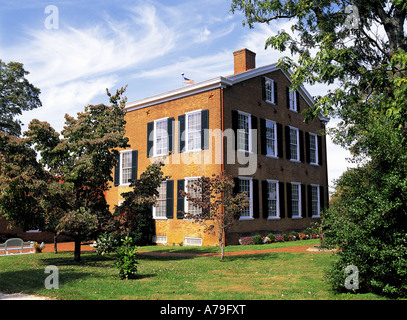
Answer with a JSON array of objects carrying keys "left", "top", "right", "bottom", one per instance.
[{"left": 0, "top": 238, "right": 35, "bottom": 255}]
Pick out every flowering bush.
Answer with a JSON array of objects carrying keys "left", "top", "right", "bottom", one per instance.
[
  {"left": 274, "top": 235, "right": 285, "bottom": 242},
  {"left": 288, "top": 234, "right": 296, "bottom": 241},
  {"left": 298, "top": 233, "right": 308, "bottom": 240},
  {"left": 240, "top": 237, "right": 254, "bottom": 245}
]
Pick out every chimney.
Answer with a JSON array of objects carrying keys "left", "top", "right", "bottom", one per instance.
[{"left": 233, "top": 48, "right": 256, "bottom": 74}]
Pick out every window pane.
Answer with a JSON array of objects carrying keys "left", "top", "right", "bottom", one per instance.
[
  {"left": 154, "top": 181, "right": 167, "bottom": 218},
  {"left": 238, "top": 113, "right": 249, "bottom": 151},
  {"left": 155, "top": 120, "right": 168, "bottom": 156},
  {"left": 239, "top": 179, "right": 251, "bottom": 217},
  {"left": 265, "top": 79, "right": 273, "bottom": 102},
  {"left": 291, "top": 184, "right": 299, "bottom": 217},
  {"left": 266, "top": 121, "right": 275, "bottom": 156},
  {"left": 187, "top": 113, "right": 201, "bottom": 150},
  {"left": 121, "top": 152, "right": 132, "bottom": 185},
  {"left": 267, "top": 181, "right": 277, "bottom": 217},
  {"left": 311, "top": 185, "right": 319, "bottom": 216},
  {"left": 186, "top": 179, "right": 201, "bottom": 216},
  {"left": 290, "top": 128, "right": 298, "bottom": 160},
  {"left": 310, "top": 134, "right": 317, "bottom": 164}
]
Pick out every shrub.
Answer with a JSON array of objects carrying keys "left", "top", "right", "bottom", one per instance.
[
  {"left": 267, "top": 233, "right": 276, "bottom": 243},
  {"left": 240, "top": 237, "right": 254, "bottom": 245},
  {"left": 275, "top": 235, "right": 285, "bottom": 242},
  {"left": 95, "top": 232, "right": 121, "bottom": 255},
  {"left": 298, "top": 233, "right": 308, "bottom": 240},
  {"left": 282, "top": 234, "right": 289, "bottom": 242},
  {"left": 252, "top": 235, "right": 263, "bottom": 245},
  {"left": 115, "top": 236, "right": 138, "bottom": 280},
  {"left": 288, "top": 234, "right": 296, "bottom": 241},
  {"left": 290, "top": 231, "right": 299, "bottom": 240}
]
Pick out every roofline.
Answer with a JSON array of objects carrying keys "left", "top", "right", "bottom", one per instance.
[{"left": 125, "top": 63, "right": 329, "bottom": 123}]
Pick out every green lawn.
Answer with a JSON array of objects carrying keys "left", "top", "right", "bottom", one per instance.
[{"left": 0, "top": 240, "right": 386, "bottom": 300}]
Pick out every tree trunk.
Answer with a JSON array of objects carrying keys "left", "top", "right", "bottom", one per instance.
[
  {"left": 220, "top": 229, "right": 225, "bottom": 261},
  {"left": 74, "top": 238, "right": 81, "bottom": 262},
  {"left": 53, "top": 233, "right": 58, "bottom": 254}
]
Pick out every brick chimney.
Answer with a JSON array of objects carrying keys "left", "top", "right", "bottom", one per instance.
[{"left": 233, "top": 48, "right": 256, "bottom": 74}]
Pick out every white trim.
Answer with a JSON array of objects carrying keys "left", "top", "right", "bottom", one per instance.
[
  {"left": 185, "top": 110, "right": 202, "bottom": 152},
  {"left": 290, "top": 182, "right": 302, "bottom": 218},
  {"left": 266, "top": 179, "right": 280, "bottom": 219},
  {"left": 288, "top": 126, "right": 300, "bottom": 162},
  {"left": 184, "top": 237, "right": 203, "bottom": 246},
  {"left": 184, "top": 177, "right": 202, "bottom": 216},
  {"left": 309, "top": 132, "right": 319, "bottom": 165},
  {"left": 119, "top": 149, "right": 133, "bottom": 186},
  {"left": 264, "top": 76, "right": 275, "bottom": 104},
  {"left": 237, "top": 110, "right": 252, "bottom": 153},
  {"left": 153, "top": 117, "right": 169, "bottom": 157},
  {"left": 152, "top": 181, "right": 168, "bottom": 220},
  {"left": 310, "top": 184, "right": 321, "bottom": 218},
  {"left": 265, "top": 119, "right": 278, "bottom": 158},
  {"left": 238, "top": 176, "right": 253, "bottom": 220}
]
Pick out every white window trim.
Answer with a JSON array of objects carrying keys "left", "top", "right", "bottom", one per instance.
[
  {"left": 264, "top": 77, "right": 275, "bottom": 104},
  {"left": 152, "top": 181, "right": 168, "bottom": 220},
  {"left": 184, "top": 176, "right": 202, "bottom": 217},
  {"left": 119, "top": 149, "right": 133, "bottom": 186},
  {"left": 289, "top": 126, "right": 300, "bottom": 162},
  {"left": 266, "top": 179, "right": 280, "bottom": 219},
  {"left": 237, "top": 110, "right": 252, "bottom": 153},
  {"left": 185, "top": 109, "right": 202, "bottom": 153},
  {"left": 310, "top": 184, "right": 321, "bottom": 218},
  {"left": 291, "top": 182, "right": 302, "bottom": 218},
  {"left": 184, "top": 237, "right": 202, "bottom": 246},
  {"left": 309, "top": 132, "right": 319, "bottom": 166},
  {"left": 289, "top": 88, "right": 298, "bottom": 112},
  {"left": 153, "top": 117, "right": 169, "bottom": 157},
  {"left": 265, "top": 119, "right": 278, "bottom": 158},
  {"left": 152, "top": 235, "right": 167, "bottom": 244},
  {"left": 238, "top": 176, "right": 254, "bottom": 220}
]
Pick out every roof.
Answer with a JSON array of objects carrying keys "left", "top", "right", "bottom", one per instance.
[{"left": 125, "top": 63, "right": 329, "bottom": 123}]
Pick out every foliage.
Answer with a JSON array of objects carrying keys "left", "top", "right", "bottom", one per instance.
[
  {"left": 115, "top": 236, "right": 138, "bottom": 280},
  {"left": 179, "top": 171, "right": 250, "bottom": 260},
  {"left": 94, "top": 232, "right": 121, "bottom": 256},
  {"left": 239, "top": 237, "right": 255, "bottom": 245},
  {"left": 0, "top": 60, "right": 41, "bottom": 136},
  {"left": 267, "top": 233, "right": 276, "bottom": 243},
  {"left": 110, "top": 160, "right": 168, "bottom": 245},
  {"left": 252, "top": 235, "right": 263, "bottom": 245}
]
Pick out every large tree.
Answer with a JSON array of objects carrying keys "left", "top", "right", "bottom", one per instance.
[
  {"left": 23, "top": 87, "right": 129, "bottom": 262},
  {"left": 0, "top": 60, "right": 41, "bottom": 136},
  {"left": 230, "top": 0, "right": 407, "bottom": 296}
]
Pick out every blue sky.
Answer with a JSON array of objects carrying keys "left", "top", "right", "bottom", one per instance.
[{"left": 0, "top": 0, "right": 354, "bottom": 189}]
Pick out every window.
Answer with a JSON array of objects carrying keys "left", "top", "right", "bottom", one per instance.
[
  {"left": 309, "top": 133, "right": 318, "bottom": 165},
  {"left": 266, "top": 120, "right": 277, "bottom": 157},
  {"left": 184, "top": 237, "right": 202, "bottom": 246},
  {"left": 185, "top": 177, "right": 202, "bottom": 216},
  {"left": 154, "top": 118, "right": 168, "bottom": 156},
  {"left": 288, "top": 88, "right": 298, "bottom": 111},
  {"left": 289, "top": 127, "right": 299, "bottom": 161},
  {"left": 267, "top": 180, "right": 279, "bottom": 218},
  {"left": 238, "top": 177, "right": 252, "bottom": 219},
  {"left": 264, "top": 77, "right": 275, "bottom": 104},
  {"left": 153, "top": 181, "right": 167, "bottom": 219},
  {"left": 120, "top": 151, "right": 132, "bottom": 185},
  {"left": 237, "top": 111, "right": 251, "bottom": 152},
  {"left": 186, "top": 111, "right": 201, "bottom": 152},
  {"left": 291, "top": 183, "right": 301, "bottom": 218},
  {"left": 311, "top": 185, "right": 320, "bottom": 217}
]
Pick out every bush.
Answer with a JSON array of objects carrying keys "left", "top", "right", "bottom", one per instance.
[
  {"left": 115, "top": 236, "right": 138, "bottom": 280},
  {"left": 282, "top": 234, "right": 289, "bottom": 242},
  {"left": 290, "top": 231, "right": 299, "bottom": 240},
  {"left": 275, "top": 235, "right": 285, "bottom": 242},
  {"left": 267, "top": 233, "right": 276, "bottom": 243},
  {"left": 252, "top": 235, "right": 263, "bottom": 245},
  {"left": 94, "top": 232, "right": 121, "bottom": 255},
  {"left": 240, "top": 237, "right": 254, "bottom": 245}
]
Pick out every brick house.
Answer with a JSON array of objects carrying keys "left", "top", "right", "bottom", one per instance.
[{"left": 106, "top": 48, "right": 329, "bottom": 246}]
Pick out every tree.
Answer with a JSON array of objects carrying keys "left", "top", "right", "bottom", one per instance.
[
  {"left": 230, "top": 0, "right": 407, "bottom": 296},
  {"left": 111, "top": 160, "right": 169, "bottom": 245},
  {"left": 0, "top": 60, "right": 41, "bottom": 136},
  {"left": 24, "top": 87, "right": 129, "bottom": 262},
  {"left": 180, "top": 172, "right": 250, "bottom": 260}
]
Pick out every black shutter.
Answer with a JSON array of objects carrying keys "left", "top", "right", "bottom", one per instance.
[
  {"left": 168, "top": 117, "right": 174, "bottom": 153},
  {"left": 178, "top": 114, "right": 185, "bottom": 153},
  {"left": 286, "top": 183, "right": 292, "bottom": 218},
  {"left": 147, "top": 122, "right": 154, "bottom": 158},
  {"left": 166, "top": 180, "right": 174, "bottom": 219},
  {"left": 251, "top": 115, "right": 257, "bottom": 153},
  {"left": 252, "top": 179, "right": 259, "bottom": 218},
  {"left": 114, "top": 154, "right": 120, "bottom": 186},
  {"left": 299, "top": 130, "right": 304, "bottom": 162},
  {"left": 279, "top": 182, "right": 285, "bottom": 218},
  {"left": 233, "top": 177, "right": 240, "bottom": 195},
  {"left": 286, "top": 87, "right": 290, "bottom": 109},
  {"left": 274, "top": 81, "right": 278, "bottom": 105},
  {"left": 301, "top": 184, "right": 306, "bottom": 218},
  {"left": 320, "top": 186, "right": 325, "bottom": 211},
  {"left": 176, "top": 179, "right": 185, "bottom": 219},
  {"left": 231, "top": 110, "right": 238, "bottom": 151},
  {"left": 201, "top": 109, "right": 209, "bottom": 150},
  {"left": 262, "top": 180, "right": 269, "bottom": 218},
  {"left": 277, "top": 123, "right": 283, "bottom": 158},
  {"left": 285, "top": 126, "right": 291, "bottom": 159},
  {"left": 296, "top": 90, "right": 300, "bottom": 112},
  {"left": 305, "top": 132, "right": 311, "bottom": 163},
  {"left": 317, "top": 135, "right": 323, "bottom": 165},
  {"left": 131, "top": 150, "right": 138, "bottom": 181},
  {"left": 260, "top": 118, "right": 266, "bottom": 155},
  {"left": 261, "top": 77, "right": 266, "bottom": 101},
  {"left": 307, "top": 185, "right": 313, "bottom": 217}
]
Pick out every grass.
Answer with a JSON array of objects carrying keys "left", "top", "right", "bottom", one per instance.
[{"left": 0, "top": 240, "right": 387, "bottom": 300}]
